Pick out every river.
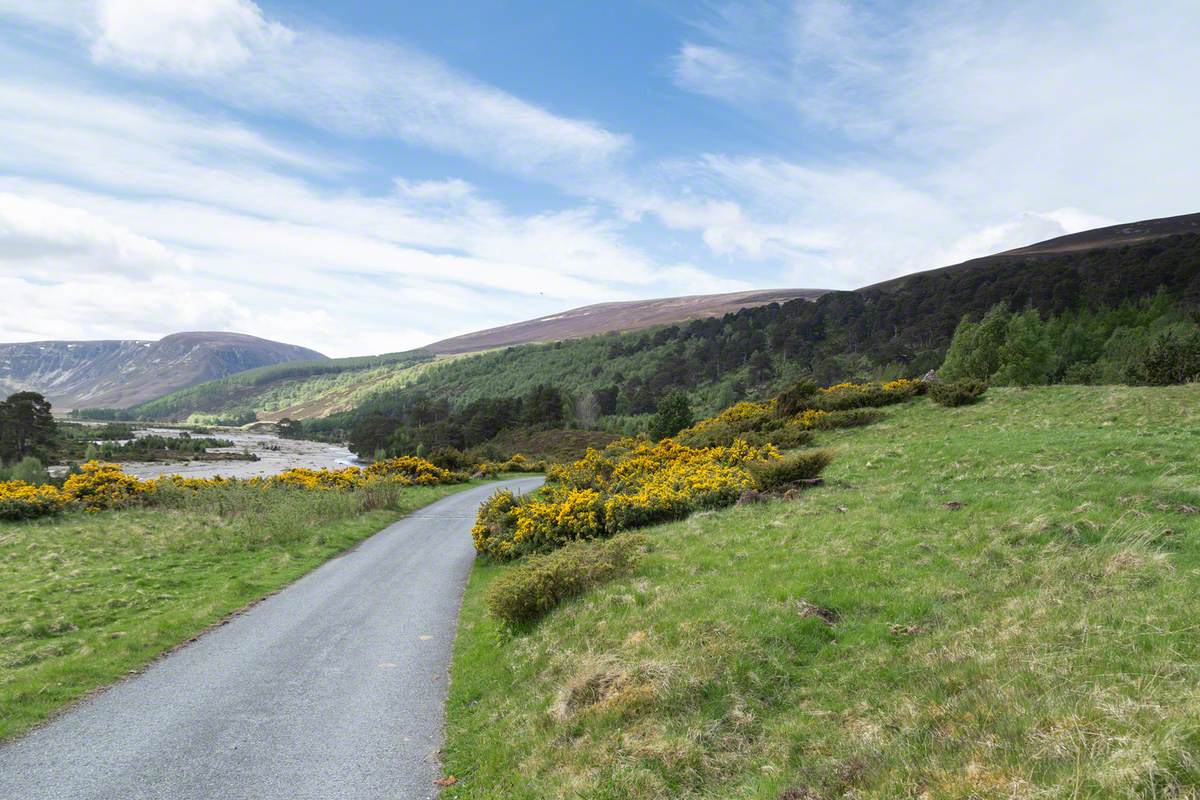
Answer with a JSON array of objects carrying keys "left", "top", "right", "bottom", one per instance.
[{"left": 111, "top": 427, "right": 360, "bottom": 480}]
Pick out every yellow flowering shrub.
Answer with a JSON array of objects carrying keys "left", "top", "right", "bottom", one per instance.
[
  {"left": 272, "top": 467, "right": 362, "bottom": 491},
  {"left": 498, "top": 454, "right": 547, "bottom": 473},
  {"left": 674, "top": 400, "right": 777, "bottom": 448},
  {"left": 149, "top": 474, "right": 233, "bottom": 491},
  {"left": 473, "top": 437, "right": 779, "bottom": 559},
  {"left": 810, "top": 379, "right": 920, "bottom": 411},
  {"left": 798, "top": 409, "right": 830, "bottom": 429},
  {"left": 62, "top": 461, "right": 156, "bottom": 511},
  {"left": 0, "top": 480, "right": 68, "bottom": 520},
  {"left": 364, "top": 456, "right": 459, "bottom": 485}
]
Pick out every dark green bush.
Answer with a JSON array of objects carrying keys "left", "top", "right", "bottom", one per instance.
[
  {"left": 746, "top": 426, "right": 815, "bottom": 449},
  {"left": 486, "top": 533, "right": 647, "bottom": 626},
  {"left": 929, "top": 379, "right": 988, "bottom": 407},
  {"left": 749, "top": 449, "right": 833, "bottom": 490},
  {"left": 810, "top": 408, "right": 884, "bottom": 430},
  {"left": 776, "top": 378, "right": 819, "bottom": 417}
]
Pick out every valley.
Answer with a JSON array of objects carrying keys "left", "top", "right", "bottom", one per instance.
[{"left": 1, "top": 212, "right": 1199, "bottom": 799}]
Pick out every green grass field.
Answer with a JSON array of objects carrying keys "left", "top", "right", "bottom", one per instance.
[
  {"left": 0, "top": 481, "right": 475, "bottom": 741},
  {"left": 444, "top": 386, "right": 1200, "bottom": 798}
]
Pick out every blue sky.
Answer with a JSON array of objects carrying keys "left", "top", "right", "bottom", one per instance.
[{"left": 1, "top": 1, "right": 1198, "bottom": 356}]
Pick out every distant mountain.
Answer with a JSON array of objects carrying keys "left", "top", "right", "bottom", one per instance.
[
  {"left": 0, "top": 332, "right": 326, "bottom": 410},
  {"left": 425, "top": 289, "right": 827, "bottom": 354}
]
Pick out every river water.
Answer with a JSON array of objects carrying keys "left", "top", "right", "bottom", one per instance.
[{"left": 112, "top": 427, "right": 359, "bottom": 480}]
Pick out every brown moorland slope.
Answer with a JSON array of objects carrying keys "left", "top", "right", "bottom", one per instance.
[{"left": 425, "top": 289, "right": 826, "bottom": 354}]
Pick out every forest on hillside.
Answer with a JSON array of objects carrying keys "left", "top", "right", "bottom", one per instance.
[{"left": 313, "top": 233, "right": 1200, "bottom": 457}]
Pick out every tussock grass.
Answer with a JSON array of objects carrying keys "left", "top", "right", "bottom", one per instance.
[
  {"left": 0, "top": 481, "right": 472, "bottom": 741},
  {"left": 444, "top": 386, "right": 1200, "bottom": 798}
]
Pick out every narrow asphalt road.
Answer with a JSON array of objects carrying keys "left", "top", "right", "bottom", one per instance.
[{"left": 0, "top": 477, "right": 543, "bottom": 800}]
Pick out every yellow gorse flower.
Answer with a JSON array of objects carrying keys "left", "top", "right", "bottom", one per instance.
[{"left": 473, "top": 436, "right": 778, "bottom": 559}]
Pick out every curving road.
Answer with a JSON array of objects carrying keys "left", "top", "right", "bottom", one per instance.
[{"left": 0, "top": 477, "right": 543, "bottom": 800}]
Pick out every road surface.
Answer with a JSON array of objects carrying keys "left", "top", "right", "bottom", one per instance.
[{"left": 0, "top": 477, "right": 543, "bottom": 800}]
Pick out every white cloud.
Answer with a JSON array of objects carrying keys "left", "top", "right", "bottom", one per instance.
[
  {"left": 0, "top": 71, "right": 733, "bottom": 354},
  {"left": 672, "top": 43, "right": 767, "bottom": 104},
  {"left": 0, "top": 0, "right": 630, "bottom": 180},
  {"left": 655, "top": 0, "right": 1200, "bottom": 286},
  {"left": 90, "top": 0, "right": 293, "bottom": 76},
  {"left": 0, "top": 192, "right": 189, "bottom": 277}
]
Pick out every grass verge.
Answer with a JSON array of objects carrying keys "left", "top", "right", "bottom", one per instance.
[
  {"left": 444, "top": 386, "right": 1200, "bottom": 798},
  {"left": 0, "top": 480, "right": 478, "bottom": 741}
]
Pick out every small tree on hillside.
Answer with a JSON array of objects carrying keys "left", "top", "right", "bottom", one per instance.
[
  {"left": 940, "top": 303, "right": 1011, "bottom": 381},
  {"left": 649, "top": 391, "right": 694, "bottom": 441},
  {"left": 993, "top": 309, "right": 1056, "bottom": 385}
]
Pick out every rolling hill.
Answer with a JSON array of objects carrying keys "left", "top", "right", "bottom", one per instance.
[
  {"left": 123, "top": 212, "right": 1200, "bottom": 433},
  {"left": 118, "top": 290, "right": 827, "bottom": 423},
  {"left": 120, "top": 351, "right": 444, "bottom": 426},
  {"left": 425, "top": 289, "right": 826, "bottom": 354},
  {"left": 0, "top": 332, "right": 325, "bottom": 410},
  {"left": 865, "top": 211, "right": 1200, "bottom": 291}
]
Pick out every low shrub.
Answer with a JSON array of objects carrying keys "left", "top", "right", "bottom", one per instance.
[
  {"left": 929, "top": 379, "right": 989, "bottom": 407},
  {"left": 485, "top": 533, "right": 646, "bottom": 626},
  {"left": 749, "top": 449, "right": 833, "bottom": 490},
  {"left": 472, "top": 438, "right": 776, "bottom": 559},
  {"left": 810, "top": 379, "right": 920, "bottom": 411},
  {"left": 9, "top": 456, "right": 49, "bottom": 485},
  {"left": 776, "top": 378, "right": 818, "bottom": 416},
  {"left": 0, "top": 480, "right": 68, "bottom": 520},
  {"left": 739, "top": 425, "right": 815, "bottom": 449},
  {"left": 498, "top": 453, "right": 547, "bottom": 473},
  {"left": 674, "top": 400, "right": 775, "bottom": 448},
  {"left": 805, "top": 408, "right": 884, "bottom": 430},
  {"left": 62, "top": 461, "right": 155, "bottom": 511},
  {"left": 362, "top": 455, "right": 462, "bottom": 485}
]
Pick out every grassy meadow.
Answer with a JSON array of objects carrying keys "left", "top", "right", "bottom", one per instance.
[
  {"left": 444, "top": 386, "right": 1200, "bottom": 798},
  {"left": 0, "top": 480, "right": 475, "bottom": 741}
]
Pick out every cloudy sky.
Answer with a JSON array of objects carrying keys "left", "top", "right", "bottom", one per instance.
[{"left": 1, "top": 0, "right": 1197, "bottom": 356}]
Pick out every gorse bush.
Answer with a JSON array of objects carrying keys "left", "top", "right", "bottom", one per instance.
[
  {"left": 673, "top": 380, "right": 913, "bottom": 449},
  {"left": 62, "top": 461, "right": 156, "bottom": 511},
  {"left": 472, "top": 438, "right": 777, "bottom": 559},
  {"left": 809, "top": 378, "right": 920, "bottom": 411},
  {"left": 748, "top": 450, "right": 834, "bottom": 490},
  {"left": 0, "top": 481, "right": 67, "bottom": 520},
  {"left": 776, "top": 378, "right": 818, "bottom": 417},
  {"left": 485, "top": 533, "right": 647, "bottom": 626},
  {"left": 929, "top": 379, "right": 989, "bottom": 407},
  {"left": 801, "top": 408, "right": 884, "bottom": 430}
]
